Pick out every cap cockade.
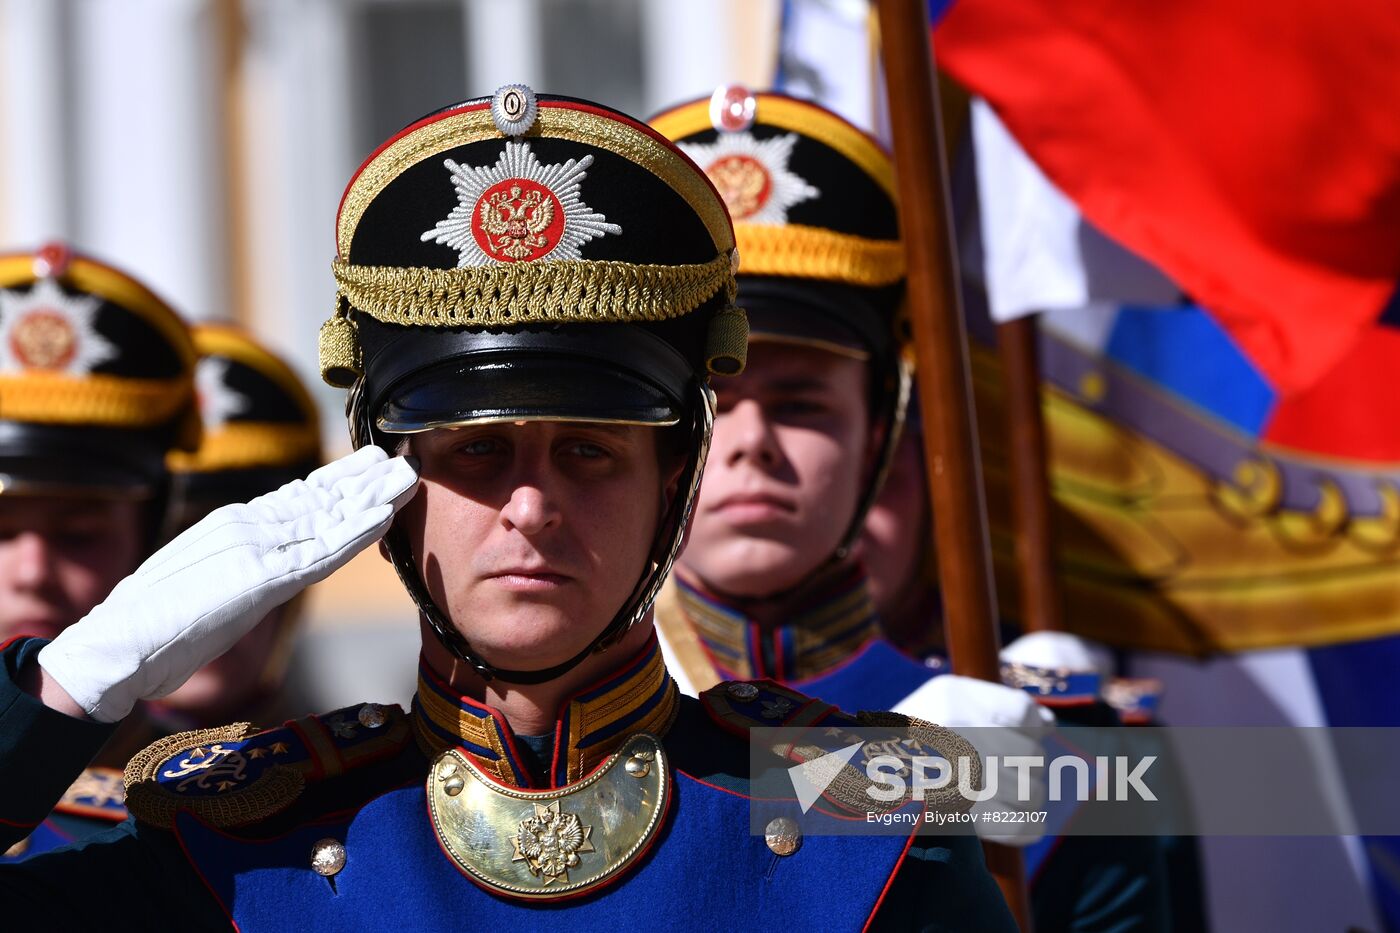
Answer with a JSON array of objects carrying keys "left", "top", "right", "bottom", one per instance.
[
  {"left": 422, "top": 142, "right": 621, "bottom": 266},
  {"left": 652, "top": 88, "right": 903, "bottom": 291},
  {"left": 0, "top": 277, "right": 116, "bottom": 375}
]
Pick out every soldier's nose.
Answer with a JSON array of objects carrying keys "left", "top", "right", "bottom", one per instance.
[{"left": 499, "top": 484, "right": 562, "bottom": 535}]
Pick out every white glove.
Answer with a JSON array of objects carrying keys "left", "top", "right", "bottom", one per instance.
[
  {"left": 893, "top": 673, "right": 1054, "bottom": 846},
  {"left": 1002, "top": 630, "right": 1114, "bottom": 678},
  {"left": 39, "top": 447, "right": 419, "bottom": 723}
]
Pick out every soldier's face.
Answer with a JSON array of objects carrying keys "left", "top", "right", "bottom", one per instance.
[
  {"left": 680, "top": 341, "right": 872, "bottom": 597},
  {"left": 399, "top": 421, "right": 681, "bottom": 671},
  {"left": 0, "top": 495, "right": 146, "bottom": 641}
]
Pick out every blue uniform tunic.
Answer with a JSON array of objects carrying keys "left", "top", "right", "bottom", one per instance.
[
  {"left": 663, "top": 572, "right": 1174, "bottom": 932},
  {"left": 0, "top": 636, "right": 1016, "bottom": 932}
]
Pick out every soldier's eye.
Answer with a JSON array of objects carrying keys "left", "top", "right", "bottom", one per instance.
[
  {"left": 456, "top": 438, "right": 500, "bottom": 456},
  {"left": 568, "top": 442, "right": 608, "bottom": 460},
  {"left": 773, "top": 398, "right": 828, "bottom": 417}
]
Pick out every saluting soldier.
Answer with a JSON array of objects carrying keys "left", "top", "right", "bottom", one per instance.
[
  {"left": 651, "top": 89, "right": 1172, "bottom": 930},
  {"left": 0, "top": 243, "right": 200, "bottom": 859},
  {"left": 0, "top": 89, "right": 1016, "bottom": 930}
]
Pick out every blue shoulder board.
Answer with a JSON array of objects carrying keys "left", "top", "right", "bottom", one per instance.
[
  {"left": 52, "top": 766, "right": 128, "bottom": 822},
  {"left": 699, "top": 679, "right": 848, "bottom": 735}
]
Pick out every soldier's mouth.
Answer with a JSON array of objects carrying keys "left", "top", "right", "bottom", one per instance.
[{"left": 485, "top": 569, "right": 575, "bottom": 591}]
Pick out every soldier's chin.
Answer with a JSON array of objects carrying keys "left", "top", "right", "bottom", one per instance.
[
  {"left": 457, "top": 613, "right": 605, "bottom": 673},
  {"left": 682, "top": 538, "right": 816, "bottom": 599},
  {"left": 468, "top": 639, "right": 596, "bottom": 676}
]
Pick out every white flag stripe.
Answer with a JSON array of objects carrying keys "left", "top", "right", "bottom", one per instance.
[{"left": 971, "top": 99, "right": 1179, "bottom": 327}]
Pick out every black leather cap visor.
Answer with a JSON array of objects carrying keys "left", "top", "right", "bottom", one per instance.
[
  {"left": 367, "top": 323, "right": 692, "bottom": 433},
  {"left": 0, "top": 422, "right": 167, "bottom": 498},
  {"left": 738, "top": 277, "right": 893, "bottom": 363}
]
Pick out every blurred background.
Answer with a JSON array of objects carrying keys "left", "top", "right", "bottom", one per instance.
[{"left": 0, "top": 0, "right": 797, "bottom": 708}]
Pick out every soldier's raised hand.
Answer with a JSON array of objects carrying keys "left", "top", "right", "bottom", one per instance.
[{"left": 37, "top": 446, "right": 419, "bottom": 723}]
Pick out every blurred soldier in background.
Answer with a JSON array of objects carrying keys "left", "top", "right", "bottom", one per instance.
[
  {"left": 856, "top": 416, "right": 940, "bottom": 656},
  {"left": 859, "top": 409, "right": 1209, "bottom": 930},
  {"left": 0, "top": 243, "right": 200, "bottom": 859}
]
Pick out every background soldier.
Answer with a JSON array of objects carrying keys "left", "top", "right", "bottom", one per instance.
[
  {"left": 0, "top": 88, "right": 1015, "bottom": 930},
  {"left": 652, "top": 89, "right": 1171, "bottom": 930},
  {"left": 0, "top": 242, "right": 200, "bottom": 859}
]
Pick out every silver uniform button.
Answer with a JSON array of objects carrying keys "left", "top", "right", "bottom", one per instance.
[
  {"left": 764, "top": 817, "right": 802, "bottom": 856},
  {"left": 726, "top": 682, "right": 760, "bottom": 702},
  {"left": 310, "top": 838, "right": 347, "bottom": 877}
]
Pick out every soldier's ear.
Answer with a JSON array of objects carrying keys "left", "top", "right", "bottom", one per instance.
[{"left": 658, "top": 431, "right": 689, "bottom": 512}]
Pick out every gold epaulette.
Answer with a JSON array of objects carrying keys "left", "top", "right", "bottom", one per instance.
[{"left": 125, "top": 701, "right": 408, "bottom": 830}]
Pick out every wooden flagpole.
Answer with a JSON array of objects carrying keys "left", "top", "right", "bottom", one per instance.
[
  {"left": 873, "top": 0, "right": 1031, "bottom": 926},
  {"left": 998, "top": 315, "right": 1063, "bottom": 633}
]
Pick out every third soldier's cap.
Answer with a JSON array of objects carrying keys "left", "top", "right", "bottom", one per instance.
[
  {"left": 166, "top": 324, "right": 322, "bottom": 533},
  {"left": 0, "top": 242, "right": 199, "bottom": 499}
]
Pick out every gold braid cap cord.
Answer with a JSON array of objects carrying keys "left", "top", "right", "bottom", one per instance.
[
  {"left": 320, "top": 251, "right": 742, "bottom": 386},
  {"left": 733, "top": 223, "right": 905, "bottom": 288}
]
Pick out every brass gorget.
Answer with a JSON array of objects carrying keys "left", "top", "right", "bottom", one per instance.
[{"left": 427, "top": 733, "right": 669, "bottom": 900}]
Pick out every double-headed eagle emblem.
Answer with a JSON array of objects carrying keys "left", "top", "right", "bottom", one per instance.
[
  {"left": 478, "top": 183, "right": 557, "bottom": 261},
  {"left": 512, "top": 799, "right": 596, "bottom": 884},
  {"left": 677, "top": 130, "right": 818, "bottom": 225}
]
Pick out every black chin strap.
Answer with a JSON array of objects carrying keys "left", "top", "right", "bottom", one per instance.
[
  {"left": 355, "top": 378, "right": 713, "bottom": 684},
  {"left": 837, "top": 356, "right": 912, "bottom": 558}
]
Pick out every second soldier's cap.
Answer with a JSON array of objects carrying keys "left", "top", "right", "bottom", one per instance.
[
  {"left": 0, "top": 243, "right": 199, "bottom": 499},
  {"left": 650, "top": 87, "right": 905, "bottom": 365},
  {"left": 653, "top": 89, "right": 912, "bottom": 559}
]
